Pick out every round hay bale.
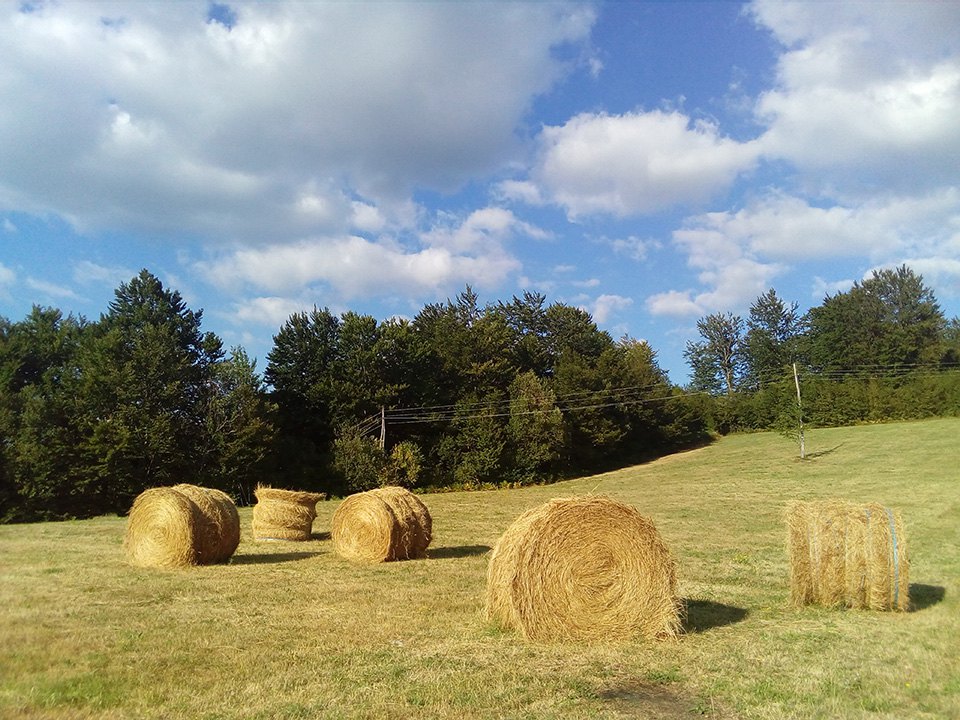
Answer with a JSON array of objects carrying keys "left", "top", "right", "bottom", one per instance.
[
  {"left": 124, "top": 487, "right": 201, "bottom": 569},
  {"left": 370, "top": 486, "right": 432, "bottom": 559},
  {"left": 786, "top": 499, "right": 909, "bottom": 611},
  {"left": 252, "top": 485, "right": 326, "bottom": 541},
  {"left": 331, "top": 486, "right": 432, "bottom": 562},
  {"left": 124, "top": 484, "right": 242, "bottom": 568},
  {"left": 172, "top": 484, "right": 241, "bottom": 563},
  {"left": 485, "top": 495, "right": 683, "bottom": 642}
]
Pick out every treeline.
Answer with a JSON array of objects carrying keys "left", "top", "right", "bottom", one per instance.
[
  {"left": 685, "top": 265, "right": 960, "bottom": 433},
  {"left": 6, "top": 264, "right": 957, "bottom": 522},
  {"left": 0, "top": 271, "right": 706, "bottom": 522}
]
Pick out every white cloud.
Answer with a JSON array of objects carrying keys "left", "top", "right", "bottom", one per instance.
[
  {"left": 677, "top": 189, "right": 960, "bottom": 263},
  {"left": 0, "top": 261, "right": 15, "bottom": 287},
  {"left": 422, "top": 207, "right": 549, "bottom": 254},
  {"left": 25, "top": 277, "right": 83, "bottom": 301},
  {"left": 229, "top": 296, "right": 310, "bottom": 327},
  {"left": 2, "top": 218, "right": 15, "bottom": 233},
  {"left": 496, "top": 180, "right": 545, "bottom": 206},
  {"left": 811, "top": 276, "right": 856, "bottom": 300},
  {"left": 198, "top": 207, "right": 536, "bottom": 302},
  {"left": 602, "top": 235, "right": 658, "bottom": 262},
  {"left": 651, "top": 186, "right": 960, "bottom": 317},
  {"left": 0, "top": 1, "right": 595, "bottom": 241},
  {"left": 586, "top": 293, "right": 633, "bottom": 324},
  {"left": 751, "top": 0, "right": 960, "bottom": 198},
  {"left": 526, "top": 110, "right": 760, "bottom": 218},
  {"left": 73, "top": 260, "right": 137, "bottom": 287},
  {"left": 646, "top": 290, "right": 701, "bottom": 317}
]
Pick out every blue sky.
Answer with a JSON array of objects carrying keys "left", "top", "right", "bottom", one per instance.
[{"left": 2, "top": 1, "right": 959, "bottom": 383}]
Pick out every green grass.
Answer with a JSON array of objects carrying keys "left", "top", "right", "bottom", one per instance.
[{"left": 1, "top": 418, "right": 958, "bottom": 719}]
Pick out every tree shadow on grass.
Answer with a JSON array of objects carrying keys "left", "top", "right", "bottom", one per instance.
[
  {"left": 231, "top": 552, "right": 322, "bottom": 565},
  {"left": 805, "top": 444, "right": 844, "bottom": 459},
  {"left": 909, "top": 584, "right": 946, "bottom": 611},
  {"left": 683, "top": 599, "right": 749, "bottom": 633},
  {"left": 430, "top": 544, "right": 492, "bottom": 560}
]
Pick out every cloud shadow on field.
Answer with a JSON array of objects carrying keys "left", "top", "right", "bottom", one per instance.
[
  {"left": 909, "top": 584, "right": 946, "bottom": 611},
  {"left": 683, "top": 599, "right": 749, "bottom": 633},
  {"left": 231, "top": 551, "right": 323, "bottom": 565},
  {"left": 430, "top": 544, "right": 492, "bottom": 559}
]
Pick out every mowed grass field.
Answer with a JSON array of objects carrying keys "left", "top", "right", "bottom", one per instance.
[{"left": 1, "top": 418, "right": 958, "bottom": 720}]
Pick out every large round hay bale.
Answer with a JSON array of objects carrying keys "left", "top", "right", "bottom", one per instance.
[
  {"left": 124, "top": 484, "right": 240, "bottom": 568},
  {"left": 485, "top": 495, "right": 683, "bottom": 642},
  {"left": 370, "top": 486, "right": 432, "bottom": 558},
  {"left": 786, "top": 499, "right": 909, "bottom": 611},
  {"left": 252, "top": 485, "right": 326, "bottom": 541},
  {"left": 331, "top": 486, "right": 432, "bottom": 562},
  {"left": 172, "top": 484, "right": 241, "bottom": 563}
]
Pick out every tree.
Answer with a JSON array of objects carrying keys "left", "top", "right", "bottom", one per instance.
[
  {"left": 507, "top": 371, "right": 563, "bottom": 483},
  {"left": 684, "top": 312, "right": 745, "bottom": 396},
  {"left": 543, "top": 302, "right": 613, "bottom": 367},
  {"left": 74, "top": 270, "right": 223, "bottom": 511},
  {"left": 496, "top": 291, "right": 551, "bottom": 377},
  {"left": 435, "top": 394, "right": 507, "bottom": 487},
  {"left": 265, "top": 307, "right": 341, "bottom": 489},
  {"left": 743, "top": 289, "right": 803, "bottom": 389},
  {"left": 0, "top": 308, "right": 88, "bottom": 520},
  {"left": 807, "top": 265, "right": 944, "bottom": 371},
  {"left": 330, "top": 312, "right": 383, "bottom": 427},
  {"left": 199, "top": 347, "right": 275, "bottom": 503}
]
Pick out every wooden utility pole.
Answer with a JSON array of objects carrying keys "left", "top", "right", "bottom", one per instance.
[
  {"left": 793, "top": 363, "right": 805, "bottom": 459},
  {"left": 379, "top": 405, "right": 386, "bottom": 450}
]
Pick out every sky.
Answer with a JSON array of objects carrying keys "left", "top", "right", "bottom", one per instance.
[{"left": 2, "top": 0, "right": 959, "bottom": 384}]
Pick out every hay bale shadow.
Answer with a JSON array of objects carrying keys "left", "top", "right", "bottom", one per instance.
[
  {"left": 429, "top": 544, "right": 492, "bottom": 559},
  {"left": 683, "top": 599, "right": 748, "bottom": 633},
  {"left": 230, "top": 552, "right": 322, "bottom": 565},
  {"left": 312, "top": 531, "right": 331, "bottom": 541},
  {"left": 909, "top": 583, "right": 946, "bottom": 611}
]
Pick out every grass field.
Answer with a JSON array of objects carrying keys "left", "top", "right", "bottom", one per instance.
[{"left": 1, "top": 418, "right": 958, "bottom": 719}]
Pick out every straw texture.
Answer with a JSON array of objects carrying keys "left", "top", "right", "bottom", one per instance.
[
  {"left": 172, "top": 484, "right": 241, "bottom": 563},
  {"left": 485, "top": 495, "right": 683, "bottom": 642},
  {"left": 252, "top": 485, "right": 326, "bottom": 541},
  {"left": 786, "top": 499, "right": 910, "bottom": 611},
  {"left": 331, "top": 485, "right": 432, "bottom": 562},
  {"left": 124, "top": 484, "right": 240, "bottom": 568}
]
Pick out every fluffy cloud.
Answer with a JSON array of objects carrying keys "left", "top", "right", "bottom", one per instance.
[
  {"left": 0, "top": 262, "right": 15, "bottom": 289},
  {"left": 197, "top": 207, "right": 540, "bottom": 312},
  {"left": 650, "top": 187, "right": 960, "bottom": 317},
  {"left": 587, "top": 293, "right": 633, "bottom": 324},
  {"left": 73, "top": 260, "right": 138, "bottom": 288},
  {"left": 678, "top": 189, "right": 960, "bottom": 263},
  {"left": 751, "top": 0, "right": 960, "bottom": 197},
  {"left": 527, "top": 110, "right": 760, "bottom": 218},
  {"left": 25, "top": 277, "right": 83, "bottom": 301},
  {"left": 228, "top": 296, "right": 312, "bottom": 327},
  {"left": 0, "top": 1, "right": 594, "bottom": 241},
  {"left": 645, "top": 290, "right": 701, "bottom": 317}
]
